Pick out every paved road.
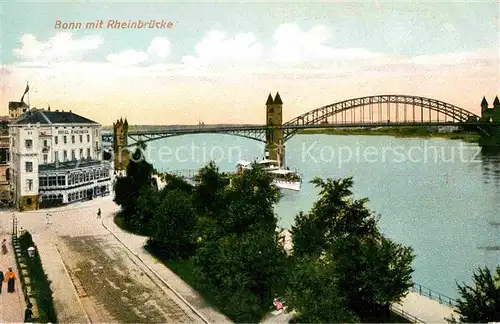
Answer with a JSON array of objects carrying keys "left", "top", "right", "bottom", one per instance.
[{"left": 0, "top": 197, "right": 209, "bottom": 323}]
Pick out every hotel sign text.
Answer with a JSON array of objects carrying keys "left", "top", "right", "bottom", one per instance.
[{"left": 58, "top": 129, "right": 89, "bottom": 135}]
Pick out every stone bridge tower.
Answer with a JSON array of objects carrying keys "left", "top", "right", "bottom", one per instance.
[
  {"left": 479, "top": 96, "right": 500, "bottom": 146},
  {"left": 113, "top": 118, "right": 130, "bottom": 171},
  {"left": 265, "top": 92, "right": 285, "bottom": 166}
]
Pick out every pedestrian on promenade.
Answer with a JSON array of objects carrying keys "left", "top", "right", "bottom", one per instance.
[
  {"left": 97, "top": 208, "right": 101, "bottom": 219},
  {"left": 4, "top": 267, "right": 16, "bottom": 292},
  {"left": 0, "top": 269, "right": 4, "bottom": 294},
  {"left": 2, "top": 239, "right": 7, "bottom": 254},
  {"left": 45, "top": 213, "right": 50, "bottom": 225},
  {"left": 24, "top": 302, "right": 33, "bottom": 323}
]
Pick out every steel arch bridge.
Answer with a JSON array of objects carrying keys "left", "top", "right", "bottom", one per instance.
[
  {"left": 282, "top": 94, "right": 482, "bottom": 140},
  {"left": 102, "top": 94, "right": 491, "bottom": 147}
]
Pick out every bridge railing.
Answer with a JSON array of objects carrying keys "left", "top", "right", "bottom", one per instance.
[
  {"left": 390, "top": 304, "right": 426, "bottom": 323},
  {"left": 411, "top": 282, "right": 458, "bottom": 308}
]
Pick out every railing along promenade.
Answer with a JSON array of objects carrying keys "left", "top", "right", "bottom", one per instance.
[
  {"left": 411, "top": 282, "right": 458, "bottom": 308},
  {"left": 390, "top": 304, "right": 426, "bottom": 323}
]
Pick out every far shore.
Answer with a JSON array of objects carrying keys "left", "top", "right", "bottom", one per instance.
[{"left": 298, "top": 127, "right": 480, "bottom": 143}]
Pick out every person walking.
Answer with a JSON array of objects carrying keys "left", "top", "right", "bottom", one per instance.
[
  {"left": 97, "top": 208, "right": 101, "bottom": 219},
  {"left": 4, "top": 267, "right": 16, "bottom": 292},
  {"left": 24, "top": 302, "right": 33, "bottom": 322},
  {"left": 0, "top": 269, "right": 4, "bottom": 294}
]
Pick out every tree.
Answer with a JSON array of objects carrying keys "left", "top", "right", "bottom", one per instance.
[
  {"left": 192, "top": 162, "right": 287, "bottom": 322},
  {"left": 286, "top": 256, "right": 359, "bottom": 323},
  {"left": 288, "top": 177, "right": 415, "bottom": 321},
  {"left": 221, "top": 163, "right": 281, "bottom": 235},
  {"left": 194, "top": 229, "right": 287, "bottom": 322},
  {"left": 194, "top": 161, "right": 228, "bottom": 216},
  {"left": 150, "top": 188, "right": 197, "bottom": 258},
  {"left": 114, "top": 147, "right": 154, "bottom": 222},
  {"left": 450, "top": 266, "right": 500, "bottom": 323}
]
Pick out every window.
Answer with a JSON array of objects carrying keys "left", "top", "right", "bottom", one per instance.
[
  {"left": 55, "top": 136, "right": 58, "bottom": 145},
  {"left": 63, "top": 150, "right": 67, "bottom": 161},
  {"left": 63, "top": 136, "right": 67, "bottom": 144},
  {"left": 71, "top": 150, "right": 76, "bottom": 160},
  {"left": 54, "top": 151, "right": 59, "bottom": 162},
  {"left": 80, "top": 135, "right": 83, "bottom": 143},
  {"left": 25, "top": 139, "right": 33, "bottom": 149},
  {"left": 57, "top": 176, "right": 65, "bottom": 186},
  {"left": 87, "top": 148, "right": 91, "bottom": 159},
  {"left": 71, "top": 135, "right": 75, "bottom": 144},
  {"left": 43, "top": 139, "right": 48, "bottom": 147},
  {"left": 43, "top": 154, "right": 48, "bottom": 164},
  {"left": 87, "top": 134, "right": 90, "bottom": 142},
  {"left": 25, "top": 162, "right": 33, "bottom": 172},
  {"left": 26, "top": 179, "right": 33, "bottom": 191}
]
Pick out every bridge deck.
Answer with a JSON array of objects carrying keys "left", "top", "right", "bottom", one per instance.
[{"left": 397, "top": 292, "right": 458, "bottom": 323}]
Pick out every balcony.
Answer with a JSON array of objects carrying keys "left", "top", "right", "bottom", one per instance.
[{"left": 42, "top": 147, "right": 50, "bottom": 153}]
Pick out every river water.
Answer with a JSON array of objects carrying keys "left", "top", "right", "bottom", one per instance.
[{"left": 140, "top": 134, "right": 500, "bottom": 299}]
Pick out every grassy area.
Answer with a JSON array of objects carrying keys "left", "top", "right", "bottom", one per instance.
[
  {"left": 143, "top": 242, "right": 225, "bottom": 316},
  {"left": 299, "top": 127, "right": 480, "bottom": 143},
  {"left": 18, "top": 231, "right": 58, "bottom": 323},
  {"left": 113, "top": 213, "right": 151, "bottom": 236}
]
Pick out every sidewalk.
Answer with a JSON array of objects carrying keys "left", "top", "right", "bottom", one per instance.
[
  {"left": 397, "top": 291, "right": 459, "bottom": 323},
  {"left": 101, "top": 210, "right": 232, "bottom": 324},
  {"left": 0, "top": 231, "right": 25, "bottom": 323}
]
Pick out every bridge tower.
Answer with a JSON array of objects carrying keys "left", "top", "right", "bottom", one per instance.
[
  {"left": 265, "top": 92, "right": 285, "bottom": 166},
  {"left": 479, "top": 96, "right": 500, "bottom": 146},
  {"left": 113, "top": 118, "right": 130, "bottom": 171}
]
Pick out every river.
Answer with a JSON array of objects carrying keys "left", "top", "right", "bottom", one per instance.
[{"left": 140, "top": 134, "right": 500, "bottom": 299}]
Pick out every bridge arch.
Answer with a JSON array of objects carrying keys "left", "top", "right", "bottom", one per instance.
[{"left": 283, "top": 95, "right": 480, "bottom": 140}]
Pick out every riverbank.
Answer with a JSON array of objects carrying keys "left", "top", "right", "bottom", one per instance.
[{"left": 298, "top": 127, "right": 480, "bottom": 143}]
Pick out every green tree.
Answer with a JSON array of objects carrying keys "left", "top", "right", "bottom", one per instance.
[
  {"left": 288, "top": 177, "right": 414, "bottom": 321},
  {"left": 450, "top": 266, "right": 500, "bottom": 323},
  {"left": 194, "top": 229, "right": 287, "bottom": 322},
  {"left": 150, "top": 188, "right": 197, "bottom": 258},
  {"left": 113, "top": 147, "right": 154, "bottom": 222},
  {"left": 194, "top": 161, "right": 228, "bottom": 215},
  {"left": 192, "top": 162, "right": 287, "bottom": 322},
  {"left": 132, "top": 185, "right": 159, "bottom": 235},
  {"left": 286, "top": 256, "right": 359, "bottom": 323}
]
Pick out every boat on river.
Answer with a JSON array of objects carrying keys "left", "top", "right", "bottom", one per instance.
[{"left": 236, "top": 159, "right": 302, "bottom": 191}]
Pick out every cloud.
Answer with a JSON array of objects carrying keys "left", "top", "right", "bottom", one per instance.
[
  {"left": 107, "top": 50, "right": 149, "bottom": 65},
  {"left": 181, "top": 30, "right": 264, "bottom": 68},
  {"left": 107, "top": 37, "right": 171, "bottom": 66},
  {"left": 411, "top": 49, "right": 498, "bottom": 66},
  {"left": 13, "top": 32, "right": 103, "bottom": 62},
  {"left": 271, "top": 24, "right": 383, "bottom": 64},
  {"left": 147, "top": 37, "right": 171, "bottom": 58}
]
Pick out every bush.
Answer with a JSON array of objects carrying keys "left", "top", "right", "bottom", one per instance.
[{"left": 18, "top": 232, "right": 57, "bottom": 323}]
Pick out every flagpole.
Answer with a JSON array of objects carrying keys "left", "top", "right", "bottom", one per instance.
[{"left": 27, "top": 83, "right": 30, "bottom": 109}]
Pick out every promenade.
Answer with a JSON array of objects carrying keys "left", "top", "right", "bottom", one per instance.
[
  {"left": 0, "top": 226, "right": 24, "bottom": 323},
  {"left": 0, "top": 197, "right": 220, "bottom": 323},
  {"left": 0, "top": 196, "right": 463, "bottom": 324}
]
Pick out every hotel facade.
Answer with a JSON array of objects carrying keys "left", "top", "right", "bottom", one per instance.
[{"left": 9, "top": 107, "right": 112, "bottom": 211}]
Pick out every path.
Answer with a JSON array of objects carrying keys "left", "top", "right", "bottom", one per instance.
[
  {"left": 0, "top": 228, "right": 25, "bottom": 323},
  {"left": 0, "top": 197, "right": 210, "bottom": 323},
  {"left": 396, "top": 292, "right": 459, "bottom": 323}
]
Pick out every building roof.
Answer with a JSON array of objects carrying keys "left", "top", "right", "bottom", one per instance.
[
  {"left": 39, "top": 159, "right": 110, "bottom": 172},
  {"left": 481, "top": 96, "right": 488, "bottom": 106},
  {"left": 274, "top": 92, "right": 283, "bottom": 105},
  {"left": 266, "top": 93, "right": 274, "bottom": 105},
  {"left": 8, "top": 101, "right": 29, "bottom": 110},
  {"left": 13, "top": 108, "right": 98, "bottom": 125}
]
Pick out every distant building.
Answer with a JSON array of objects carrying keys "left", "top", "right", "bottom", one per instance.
[
  {"left": 8, "top": 101, "right": 29, "bottom": 120},
  {"left": 0, "top": 118, "right": 10, "bottom": 204},
  {"left": 9, "top": 107, "right": 112, "bottom": 211}
]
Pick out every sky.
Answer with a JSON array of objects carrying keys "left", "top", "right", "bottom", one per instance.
[{"left": 1, "top": 1, "right": 499, "bottom": 126}]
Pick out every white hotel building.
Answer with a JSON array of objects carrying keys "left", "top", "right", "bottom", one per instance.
[{"left": 9, "top": 107, "right": 112, "bottom": 211}]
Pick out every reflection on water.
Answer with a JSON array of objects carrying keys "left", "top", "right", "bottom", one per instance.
[{"left": 480, "top": 146, "right": 500, "bottom": 186}]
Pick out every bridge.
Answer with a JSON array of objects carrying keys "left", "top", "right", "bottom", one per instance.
[{"left": 104, "top": 94, "right": 500, "bottom": 170}]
